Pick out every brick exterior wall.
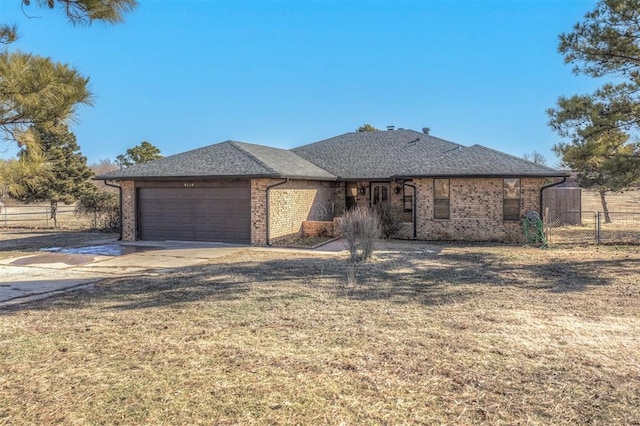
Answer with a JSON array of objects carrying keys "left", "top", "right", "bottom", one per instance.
[
  {"left": 120, "top": 176, "right": 544, "bottom": 245},
  {"left": 302, "top": 220, "right": 336, "bottom": 238},
  {"left": 410, "top": 177, "right": 545, "bottom": 242},
  {"left": 120, "top": 180, "right": 136, "bottom": 241},
  {"left": 335, "top": 178, "right": 545, "bottom": 242},
  {"left": 251, "top": 179, "right": 338, "bottom": 245}
]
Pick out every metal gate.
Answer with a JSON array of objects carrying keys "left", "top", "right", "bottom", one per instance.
[{"left": 545, "top": 210, "right": 640, "bottom": 244}]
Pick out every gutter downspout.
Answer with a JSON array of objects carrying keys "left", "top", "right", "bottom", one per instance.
[
  {"left": 265, "top": 178, "right": 289, "bottom": 246},
  {"left": 104, "top": 180, "right": 123, "bottom": 241},
  {"left": 403, "top": 181, "right": 417, "bottom": 239},
  {"left": 539, "top": 176, "right": 567, "bottom": 219}
]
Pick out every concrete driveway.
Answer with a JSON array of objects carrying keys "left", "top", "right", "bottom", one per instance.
[{"left": 0, "top": 241, "right": 244, "bottom": 307}]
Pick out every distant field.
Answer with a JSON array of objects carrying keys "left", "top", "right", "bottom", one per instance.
[
  {"left": 582, "top": 188, "right": 640, "bottom": 212},
  {"left": 545, "top": 189, "right": 640, "bottom": 245}
]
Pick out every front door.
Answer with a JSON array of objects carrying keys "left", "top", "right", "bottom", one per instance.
[{"left": 371, "top": 182, "right": 390, "bottom": 206}]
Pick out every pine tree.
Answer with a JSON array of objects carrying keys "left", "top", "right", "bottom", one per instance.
[
  {"left": 0, "top": 0, "right": 137, "bottom": 145},
  {"left": 548, "top": 0, "right": 640, "bottom": 210},
  {"left": 19, "top": 124, "right": 93, "bottom": 227},
  {"left": 0, "top": 153, "right": 51, "bottom": 203},
  {"left": 116, "top": 141, "right": 163, "bottom": 167},
  {"left": 1, "top": 0, "right": 137, "bottom": 42},
  {"left": 553, "top": 129, "right": 637, "bottom": 222},
  {"left": 356, "top": 124, "right": 380, "bottom": 132},
  {"left": 0, "top": 51, "right": 92, "bottom": 147},
  {"left": 1, "top": 0, "right": 137, "bottom": 217}
]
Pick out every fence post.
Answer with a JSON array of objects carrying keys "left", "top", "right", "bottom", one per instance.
[
  {"left": 596, "top": 211, "right": 601, "bottom": 244},
  {"left": 543, "top": 207, "right": 550, "bottom": 243}
]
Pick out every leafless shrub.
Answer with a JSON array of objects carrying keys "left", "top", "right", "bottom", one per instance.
[
  {"left": 374, "top": 201, "right": 401, "bottom": 238},
  {"left": 340, "top": 206, "right": 381, "bottom": 263}
]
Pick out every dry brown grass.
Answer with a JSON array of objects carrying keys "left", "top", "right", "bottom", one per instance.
[
  {"left": 1, "top": 244, "right": 640, "bottom": 425},
  {"left": 0, "top": 230, "right": 117, "bottom": 260}
]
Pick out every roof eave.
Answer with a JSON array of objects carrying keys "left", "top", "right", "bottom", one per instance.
[
  {"left": 94, "top": 173, "right": 337, "bottom": 181},
  {"left": 392, "top": 172, "right": 570, "bottom": 179}
]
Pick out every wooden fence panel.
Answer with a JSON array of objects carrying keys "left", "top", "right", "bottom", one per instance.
[{"left": 543, "top": 187, "right": 582, "bottom": 225}]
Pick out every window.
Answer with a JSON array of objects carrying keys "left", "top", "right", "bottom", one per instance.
[
  {"left": 434, "top": 179, "right": 450, "bottom": 219},
  {"left": 503, "top": 178, "right": 521, "bottom": 220},
  {"left": 371, "top": 183, "right": 389, "bottom": 205},
  {"left": 403, "top": 185, "right": 414, "bottom": 212}
]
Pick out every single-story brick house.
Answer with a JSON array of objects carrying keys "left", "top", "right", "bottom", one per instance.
[{"left": 97, "top": 128, "right": 567, "bottom": 244}]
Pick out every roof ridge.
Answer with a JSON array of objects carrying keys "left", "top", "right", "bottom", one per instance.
[
  {"left": 227, "top": 141, "right": 279, "bottom": 174},
  {"left": 415, "top": 143, "right": 466, "bottom": 167},
  {"left": 469, "top": 144, "right": 561, "bottom": 172}
]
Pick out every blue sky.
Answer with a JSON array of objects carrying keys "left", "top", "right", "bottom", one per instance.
[{"left": 1, "top": 0, "right": 600, "bottom": 166}]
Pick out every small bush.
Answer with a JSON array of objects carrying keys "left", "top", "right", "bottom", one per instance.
[
  {"left": 374, "top": 201, "right": 400, "bottom": 238},
  {"left": 76, "top": 190, "right": 120, "bottom": 233},
  {"left": 340, "top": 206, "right": 381, "bottom": 262}
]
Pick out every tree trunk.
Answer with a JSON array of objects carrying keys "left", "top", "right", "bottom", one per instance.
[
  {"left": 50, "top": 199, "right": 58, "bottom": 228},
  {"left": 599, "top": 190, "right": 612, "bottom": 224}
]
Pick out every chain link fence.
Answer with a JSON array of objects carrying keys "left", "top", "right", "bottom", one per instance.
[
  {"left": 597, "top": 211, "right": 640, "bottom": 244},
  {"left": 545, "top": 210, "right": 640, "bottom": 245}
]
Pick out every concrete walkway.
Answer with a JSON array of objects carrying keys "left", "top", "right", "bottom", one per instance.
[
  {"left": 0, "top": 237, "right": 439, "bottom": 307},
  {"left": 0, "top": 241, "right": 244, "bottom": 307}
]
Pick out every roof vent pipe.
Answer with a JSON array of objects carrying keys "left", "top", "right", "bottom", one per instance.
[
  {"left": 422, "top": 127, "right": 430, "bottom": 134},
  {"left": 387, "top": 125, "right": 395, "bottom": 131}
]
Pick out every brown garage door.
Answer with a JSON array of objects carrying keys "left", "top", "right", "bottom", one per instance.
[{"left": 138, "top": 182, "right": 251, "bottom": 243}]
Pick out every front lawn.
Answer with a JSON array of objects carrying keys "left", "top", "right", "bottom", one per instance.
[{"left": 1, "top": 244, "right": 639, "bottom": 424}]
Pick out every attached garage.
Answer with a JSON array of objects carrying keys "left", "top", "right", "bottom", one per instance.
[
  {"left": 136, "top": 180, "right": 251, "bottom": 243},
  {"left": 96, "top": 140, "right": 339, "bottom": 244}
]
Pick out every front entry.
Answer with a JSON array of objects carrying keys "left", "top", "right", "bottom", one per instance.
[{"left": 370, "top": 182, "right": 390, "bottom": 206}]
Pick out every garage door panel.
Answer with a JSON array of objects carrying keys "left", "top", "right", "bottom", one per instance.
[{"left": 138, "top": 183, "right": 250, "bottom": 243}]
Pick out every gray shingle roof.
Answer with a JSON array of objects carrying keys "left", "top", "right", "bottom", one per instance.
[
  {"left": 292, "top": 130, "right": 461, "bottom": 179},
  {"left": 95, "top": 141, "right": 336, "bottom": 180},
  {"left": 96, "top": 130, "right": 567, "bottom": 181},
  {"left": 395, "top": 144, "right": 567, "bottom": 178}
]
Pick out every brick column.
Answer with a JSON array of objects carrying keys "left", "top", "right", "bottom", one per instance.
[
  {"left": 251, "top": 179, "right": 268, "bottom": 245},
  {"left": 120, "top": 180, "right": 136, "bottom": 241}
]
